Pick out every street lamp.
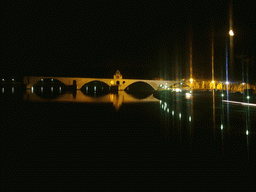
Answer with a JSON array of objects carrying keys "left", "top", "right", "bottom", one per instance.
[{"left": 229, "top": 30, "right": 234, "bottom": 36}]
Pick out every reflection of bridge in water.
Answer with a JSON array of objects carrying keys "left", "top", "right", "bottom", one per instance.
[{"left": 23, "top": 90, "right": 159, "bottom": 110}]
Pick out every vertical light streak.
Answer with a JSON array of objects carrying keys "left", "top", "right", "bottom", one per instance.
[
  {"left": 221, "top": 94, "right": 224, "bottom": 153},
  {"left": 246, "top": 105, "right": 250, "bottom": 162},
  {"left": 213, "top": 90, "right": 216, "bottom": 136},
  {"left": 229, "top": 0, "right": 234, "bottom": 81},
  {"left": 225, "top": 40, "right": 230, "bottom": 129},
  {"left": 190, "top": 37, "right": 193, "bottom": 81},
  {"left": 226, "top": 41, "right": 229, "bottom": 96},
  {"left": 211, "top": 30, "right": 214, "bottom": 89}
]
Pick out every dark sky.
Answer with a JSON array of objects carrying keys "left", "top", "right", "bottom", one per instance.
[{"left": 2, "top": 0, "right": 255, "bottom": 81}]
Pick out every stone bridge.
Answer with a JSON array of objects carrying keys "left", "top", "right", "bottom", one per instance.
[{"left": 23, "top": 73, "right": 180, "bottom": 91}]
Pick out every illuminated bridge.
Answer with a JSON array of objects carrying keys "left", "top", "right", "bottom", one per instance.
[
  {"left": 22, "top": 70, "right": 256, "bottom": 93},
  {"left": 23, "top": 70, "right": 180, "bottom": 91}
]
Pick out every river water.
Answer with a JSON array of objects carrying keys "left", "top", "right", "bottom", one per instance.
[{"left": 2, "top": 87, "right": 255, "bottom": 189}]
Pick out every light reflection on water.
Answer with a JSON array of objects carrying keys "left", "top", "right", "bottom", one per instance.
[
  {"left": 157, "top": 90, "right": 255, "bottom": 163},
  {"left": 23, "top": 89, "right": 159, "bottom": 110},
  {"left": 2, "top": 86, "right": 255, "bottom": 187},
  {"left": 4, "top": 87, "right": 255, "bottom": 163}
]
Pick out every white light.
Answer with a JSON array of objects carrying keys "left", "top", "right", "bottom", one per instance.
[
  {"left": 167, "top": 108, "right": 169, "bottom": 113},
  {"left": 31, "top": 86, "right": 34, "bottom": 93},
  {"left": 221, "top": 124, "right": 223, "bottom": 130},
  {"left": 179, "top": 113, "right": 181, "bottom": 119},
  {"left": 221, "top": 94, "right": 224, "bottom": 97},
  {"left": 246, "top": 130, "right": 249, "bottom": 135},
  {"left": 86, "top": 86, "right": 88, "bottom": 92},
  {"left": 172, "top": 111, "right": 174, "bottom": 116},
  {"left": 41, "top": 79, "right": 43, "bottom": 81},
  {"left": 41, "top": 87, "right": 43, "bottom": 92},
  {"left": 165, "top": 86, "right": 167, "bottom": 89},
  {"left": 161, "top": 104, "right": 164, "bottom": 109},
  {"left": 51, "top": 79, "right": 53, "bottom": 81},
  {"left": 247, "top": 96, "right": 250, "bottom": 99},
  {"left": 12, "top": 79, "right": 14, "bottom": 81},
  {"left": 51, "top": 87, "right": 53, "bottom": 92},
  {"left": 185, "top": 93, "right": 191, "bottom": 99},
  {"left": 189, "top": 116, "right": 191, "bottom": 122},
  {"left": 12, "top": 87, "right": 14, "bottom": 93},
  {"left": 242, "top": 82, "right": 245, "bottom": 85},
  {"left": 222, "top": 100, "right": 256, "bottom": 107},
  {"left": 174, "top": 88, "right": 181, "bottom": 92},
  {"left": 2, "top": 79, "right": 4, "bottom": 81},
  {"left": 160, "top": 100, "right": 162, "bottom": 104},
  {"left": 94, "top": 86, "right": 96, "bottom": 92},
  {"left": 229, "top": 29, "right": 234, "bottom": 36},
  {"left": 225, "top": 81, "right": 229, "bottom": 85},
  {"left": 2, "top": 87, "right": 4, "bottom": 93}
]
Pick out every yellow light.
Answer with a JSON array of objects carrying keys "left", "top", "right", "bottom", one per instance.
[
  {"left": 211, "top": 81, "right": 215, "bottom": 84},
  {"left": 110, "top": 80, "right": 114, "bottom": 85},
  {"left": 229, "top": 30, "right": 234, "bottom": 36},
  {"left": 190, "top": 78, "right": 193, "bottom": 82}
]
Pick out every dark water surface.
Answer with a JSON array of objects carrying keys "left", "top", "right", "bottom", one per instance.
[{"left": 2, "top": 89, "right": 255, "bottom": 189}]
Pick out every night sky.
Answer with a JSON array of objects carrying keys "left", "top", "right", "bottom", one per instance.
[{"left": 2, "top": 0, "right": 255, "bottom": 81}]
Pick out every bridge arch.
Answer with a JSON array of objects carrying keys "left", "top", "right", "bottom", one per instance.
[
  {"left": 32, "top": 78, "right": 66, "bottom": 88},
  {"left": 82, "top": 80, "right": 110, "bottom": 87},
  {"left": 124, "top": 81, "right": 155, "bottom": 92},
  {"left": 81, "top": 80, "right": 111, "bottom": 94}
]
